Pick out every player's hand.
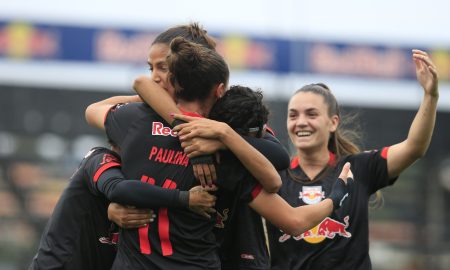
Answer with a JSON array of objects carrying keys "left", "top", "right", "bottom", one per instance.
[
  {"left": 172, "top": 114, "right": 230, "bottom": 141},
  {"left": 412, "top": 49, "right": 438, "bottom": 98},
  {"left": 192, "top": 163, "right": 217, "bottom": 187},
  {"left": 107, "top": 203, "right": 155, "bottom": 229},
  {"left": 181, "top": 137, "right": 226, "bottom": 158},
  {"left": 328, "top": 162, "right": 354, "bottom": 210},
  {"left": 179, "top": 132, "right": 224, "bottom": 186},
  {"left": 188, "top": 185, "right": 218, "bottom": 218}
]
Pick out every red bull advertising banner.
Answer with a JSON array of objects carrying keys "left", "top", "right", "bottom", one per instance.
[{"left": 1, "top": 20, "right": 449, "bottom": 81}]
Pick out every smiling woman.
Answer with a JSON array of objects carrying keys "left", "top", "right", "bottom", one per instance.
[
  {"left": 267, "top": 49, "right": 440, "bottom": 270},
  {"left": 287, "top": 83, "right": 358, "bottom": 158}
]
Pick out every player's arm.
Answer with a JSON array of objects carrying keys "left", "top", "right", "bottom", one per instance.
[
  {"left": 133, "top": 75, "right": 289, "bottom": 169},
  {"left": 133, "top": 75, "right": 288, "bottom": 187},
  {"left": 107, "top": 203, "right": 154, "bottom": 229},
  {"left": 386, "top": 50, "right": 439, "bottom": 178},
  {"left": 249, "top": 163, "right": 353, "bottom": 236},
  {"left": 173, "top": 115, "right": 282, "bottom": 193},
  {"left": 133, "top": 75, "right": 219, "bottom": 186},
  {"left": 133, "top": 75, "right": 180, "bottom": 123},
  {"left": 96, "top": 167, "right": 216, "bottom": 215},
  {"left": 85, "top": 95, "right": 142, "bottom": 129},
  {"left": 177, "top": 132, "right": 288, "bottom": 188}
]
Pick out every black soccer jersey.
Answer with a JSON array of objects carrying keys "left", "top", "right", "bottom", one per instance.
[
  {"left": 268, "top": 148, "right": 398, "bottom": 270},
  {"left": 219, "top": 202, "right": 270, "bottom": 270},
  {"left": 212, "top": 151, "right": 263, "bottom": 245},
  {"left": 219, "top": 130, "right": 285, "bottom": 270},
  {"left": 105, "top": 102, "right": 261, "bottom": 270},
  {"left": 29, "top": 147, "right": 121, "bottom": 270}
]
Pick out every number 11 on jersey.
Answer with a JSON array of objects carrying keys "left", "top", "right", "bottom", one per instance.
[{"left": 139, "top": 175, "right": 177, "bottom": 256}]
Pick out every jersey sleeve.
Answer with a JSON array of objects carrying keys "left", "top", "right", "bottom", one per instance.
[
  {"left": 104, "top": 102, "right": 142, "bottom": 147},
  {"left": 354, "top": 147, "right": 398, "bottom": 194},
  {"left": 83, "top": 148, "right": 189, "bottom": 208},
  {"left": 238, "top": 177, "right": 262, "bottom": 204},
  {"left": 242, "top": 133, "right": 290, "bottom": 171},
  {"left": 83, "top": 148, "right": 122, "bottom": 196},
  {"left": 218, "top": 152, "right": 263, "bottom": 203},
  {"left": 96, "top": 168, "right": 188, "bottom": 209}
]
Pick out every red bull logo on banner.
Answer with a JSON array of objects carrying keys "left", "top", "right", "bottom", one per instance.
[
  {"left": 0, "top": 22, "right": 59, "bottom": 59},
  {"left": 279, "top": 216, "right": 352, "bottom": 244},
  {"left": 216, "top": 35, "right": 275, "bottom": 70},
  {"left": 299, "top": 186, "right": 325, "bottom": 205},
  {"left": 94, "top": 30, "right": 157, "bottom": 63},
  {"left": 309, "top": 44, "right": 411, "bottom": 78}
]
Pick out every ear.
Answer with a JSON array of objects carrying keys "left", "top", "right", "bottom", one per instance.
[
  {"left": 215, "top": 83, "right": 226, "bottom": 98},
  {"left": 329, "top": 115, "right": 339, "bottom": 132}
]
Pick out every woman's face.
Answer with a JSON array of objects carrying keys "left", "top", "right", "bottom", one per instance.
[
  {"left": 287, "top": 92, "right": 339, "bottom": 153},
  {"left": 147, "top": 43, "right": 175, "bottom": 99}
]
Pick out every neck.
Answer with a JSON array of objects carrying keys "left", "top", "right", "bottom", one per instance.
[
  {"left": 296, "top": 146, "right": 330, "bottom": 168},
  {"left": 177, "top": 100, "right": 209, "bottom": 117}
]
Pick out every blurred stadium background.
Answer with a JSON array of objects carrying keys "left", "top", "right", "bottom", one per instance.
[{"left": 1, "top": 0, "right": 450, "bottom": 269}]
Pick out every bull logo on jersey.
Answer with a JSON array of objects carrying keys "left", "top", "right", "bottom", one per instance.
[
  {"left": 100, "top": 154, "right": 119, "bottom": 165},
  {"left": 214, "top": 209, "right": 229, "bottom": 228},
  {"left": 278, "top": 216, "right": 352, "bottom": 244},
  {"left": 110, "top": 103, "right": 126, "bottom": 112},
  {"left": 99, "top": 232, "right": 118, "bottom": 245},
  {"left": 299, "top": 186, "right": 325, "bottom": 204}
]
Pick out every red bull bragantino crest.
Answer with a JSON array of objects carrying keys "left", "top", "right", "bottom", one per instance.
[
  {"left": 299, "top": 186, "right": 325, "bottom": 204},
  {"left": 279, "top": 216, "right": 352, "bottom": 244}
]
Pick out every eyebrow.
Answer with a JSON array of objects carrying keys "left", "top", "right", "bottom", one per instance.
[
  {"left": 305, "top": 107, "right": 319, "bottom": 112},
  {"left": 148, "top": 60, "right": 168, "bottom": 67},
  {"left": 288, "top": 107, "right": 318, "bottom": 113}
]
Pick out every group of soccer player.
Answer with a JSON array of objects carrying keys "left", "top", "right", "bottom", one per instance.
[{"left": 29, "top": 22, "right": 439, "bottom": 270}]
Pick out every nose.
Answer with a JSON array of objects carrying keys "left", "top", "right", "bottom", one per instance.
[
  {"left": 151, "top": 71, "right": 161, "bottom": 83},
  {"left": 295, "top": 114, "right": 308, "bottom": 127}
]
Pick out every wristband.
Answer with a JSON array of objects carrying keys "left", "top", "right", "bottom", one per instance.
[
  {"left": 328, "top": 177, "right": 353, "bottom": 210},
  {"left": 190, "top": 155, "right": 214, "bottom": 165},
  {"left": 178, "top": 191, "right": 190, "bottom": 209}
]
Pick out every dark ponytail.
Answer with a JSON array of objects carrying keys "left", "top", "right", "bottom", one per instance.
[{"left": 167, "top": 37, "right": 229, "bottom": 102}]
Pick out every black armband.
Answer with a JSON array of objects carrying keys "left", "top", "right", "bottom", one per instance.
[
  {"left": 178, "top": 191, "right": 190, "bottom": 209},
  {"left": 190, "top": 155, "right": 214, "bottom": 164}
]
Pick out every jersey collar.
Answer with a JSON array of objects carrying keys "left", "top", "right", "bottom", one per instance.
[
  {"left": 290, "top": 151, "right": 336, "bottom": 169},
  {"left": 178, "top": 107, "right": 204, "bottom": 118}
]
